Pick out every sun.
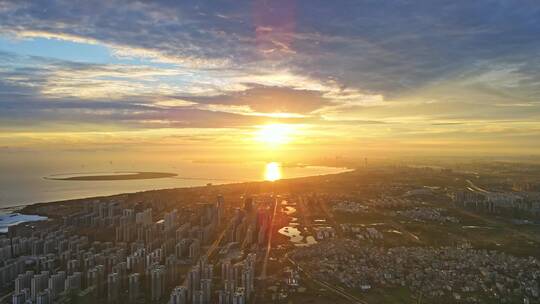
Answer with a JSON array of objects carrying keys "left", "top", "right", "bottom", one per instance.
[
  {"left": 264, "top": 162, "right": 282, "bottom": 181},
  {"left": 255, "top": 124, "right": 294, "bottom": 145}
]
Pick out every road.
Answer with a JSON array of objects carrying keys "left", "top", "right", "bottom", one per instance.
[
  {"left": 0, "top": 292, "right": 13, "bottom": 303},
  {"left": 387, "top": 219, "right": 423, "bottom": 244},
  {"left": 316, "top": 195, "right": 343, "bottom": 237},
  {"left": 462, "top": 179, "right": 539, "bottom": 242},
  {"left": 207, "top": 182, "right": 255, "bottom": 260},
  {"left": 466, "top": 179, "right": 490, "bottom": 193},
  {"left": 303, "top": 196, "right": 392, "bottom": 303},
  {"left": 182, "top": 217, "right": 232, "bottom": 286},
  {"left": 206, "top": 219, "right": 233, "bottom": 260},
  {"left": 253, "top": 196, "right": 278, "bottom": 304},
  {"left": 260, "top": 196, "right": 278, "bottom": 279},
  {"left": 287, "top": 255, "right": 367, "bottom": 304}
]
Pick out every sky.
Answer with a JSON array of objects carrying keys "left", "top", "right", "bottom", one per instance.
[{"left": 1, "top": 0, "right": 540, "bottom": 164}]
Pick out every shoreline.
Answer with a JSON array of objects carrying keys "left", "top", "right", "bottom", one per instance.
[
  {"left": 1, "top": 165, "right": 353, "bottom": 214},
  {"left": 18, "top": 168, "right": 356, "bottom": 218},
  {"left": 44, "top": 171, "right": 178, "bottom": 181}
]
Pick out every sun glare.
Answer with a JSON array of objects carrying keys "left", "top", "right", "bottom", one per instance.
[
  {"left": 264, "top": 162, "right": 282, "bottom": 181},
  {"left": 255, "top": 124, "right": 294, "bottom": 145}
]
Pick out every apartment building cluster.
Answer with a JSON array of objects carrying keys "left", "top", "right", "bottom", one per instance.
[{"left": 2, "top": 197, "right": 224, "bottom": 304}]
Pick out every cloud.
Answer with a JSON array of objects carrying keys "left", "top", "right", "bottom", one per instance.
[
  {"left": 5, "top": 29, "right": 230, "bottom": 68},
  {"left": 3, "top": 0, "right": 538, "bottom": 100},
  {"left": 184, "top": 86, "right": 330, "bottom": 114},
  {"left": 0, "top": 1, "right": 254, "bottom": 66},
  {"left": 1, "top": 0, "right": 540, "bottom": 155}
]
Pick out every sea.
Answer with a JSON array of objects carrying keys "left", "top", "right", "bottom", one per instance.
[{"left": 0, "top": 158, "right": 346, "bottom": 209}]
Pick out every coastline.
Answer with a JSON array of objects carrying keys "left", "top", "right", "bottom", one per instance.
[
  {"left": 0, "top": 165, "right": 356, "bottom": 235},
  {"left": 17, "top": 168, "right": 356, "bottom": 218},
  {"left": 1, "top": 162, "right": 352, "bottom": 210}
]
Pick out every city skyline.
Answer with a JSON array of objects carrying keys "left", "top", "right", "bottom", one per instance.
[{"left": 1, "top": 2, "right": 540, "bottom": 303}]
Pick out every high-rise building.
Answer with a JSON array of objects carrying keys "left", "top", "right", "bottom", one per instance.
[
  {"left": 232, "top": 263, "right": 243, "bottom": 287},
  {"left": 123, "top": 209, "right": 134, "bottom": 219},
  {"left": 169, "top": 286, "right": 188, "bottom": 304},
  {"left": 164, "top": 209, "right": 178, "bottom": 232},
  {"left": 135, "top": 209, "right": 153, "bottom": 226},
  {"left": 241, "top": 269, "right": 253, "bottom": 300},
  {"left": 221, "top": 260, "right": 232, "bottom": 281},
  {"left": 176, "top": 224, "right": 190, "bottom": 242},
  {"left": 257, "top": 222, "right": 268, "bottom": 245},
  {"left": 128, "top": 273, "right": 140, "bottom": 302},
  {"left": 47, "top": 271, "right": 66, "bottom": 299},
  {"left": 107, "top": 272, "right": 120, "bottom": 302},
  {"left": 65, "top": 272, "right": 82, "bottom": 291},
  {"left": 218, "top": 290, "right": 231, "bottom": 304},
  {"left": 166, "top": 255, "right": 179, "bottom": 285},
  {"left": 187, "top": 266, "right": 201, "bottom": 299},
  {"left": 67, "top": 259, "right": 80, "bottom": 275},
  {"left": 201, "top": 278, "right": 212, "bottom": 304},
  {"left": 232, "top": 288, "right": 245, "bottom": 304},
  {"left": 224, "top": 280, "right": 235, "bottom": 294},
  {"left": 150, "top": 265, "right": 166, "bottom": 301},
  {"left": 189, "top": 239, "right": 200, "bottom": 260},
  {"left": 35, "top": 289, "right": 51, "bottom": 304},
  {"left": 11, "top": 291, "right": 26, "bottom": 304},
  {"left": 243, "top": 197, "right": 253, "bottom": 213},
  {"left": 14, "top": 271, "right": 33, "bottom": 294},
  {"left": 175, "top": 241, "right": 188, "bottom": 259},
  {"left": 31, "top": 272, "right": 49, "bottom": 301},
  {"left": 200, "top": 259, "right": 213, "bottom": 280},
  {"left": 192, "top": 290, "right": 204, "bottom": 304},
  {"left": 86, "top": 265, "right": 105, "bottom": 296},
  {"left": 217, "top": 195, "right": 224, "bottom": 224}
]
